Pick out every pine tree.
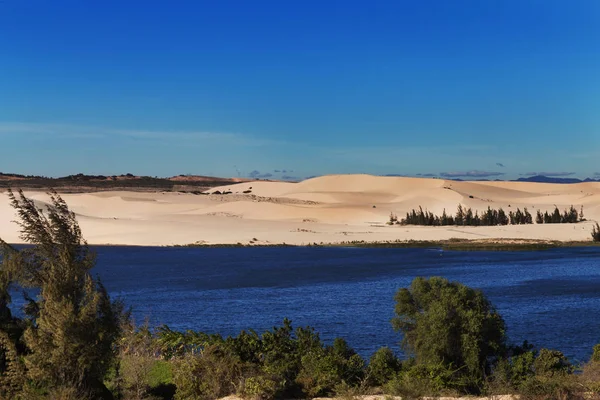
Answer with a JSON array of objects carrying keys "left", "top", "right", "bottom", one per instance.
[
  {"left": 523, "top": 208, "right": 533, "bottom": 224},
  {"left": 441, "top": 209, "right": 449, "bottom": 226},
  {"left": 566, "top": 205, "right": 578, "bottom": 223},
  {"left": 465, "top": 207, "right": 474, "bottom": 226},
  {"left": 552, "top": 207, "right": 562, "bottom": 223},
  {"left": 514, "top": 209, "right": 523, "bottom": 225},
  {"left": 536, "top": 210, "right": 544, "bottom": 224},
  {"left": 0, "top": 190, "right": 122, "bottom": 398},
  {"left": 473, "top": 210, "right": 481, "bottom": 226},
  {"left": 498, "top": 208, "right": 508, "bottom": 225},
  {"left": 592, "top": 223, "right": 600, "bottom": 242},
  {"left": 455, "top": 205, "right": 465, "bottom": 226}
]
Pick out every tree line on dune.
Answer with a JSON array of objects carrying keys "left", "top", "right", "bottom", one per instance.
[
  {"left": 392, "top": 204, "right": 585, "bottom": 227},
  {"left": 1, "top": 190, "right": 600, "bottom": 399}
]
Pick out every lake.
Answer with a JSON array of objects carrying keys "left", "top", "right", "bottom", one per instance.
[
  {"left": 80, "top": 246, "right": 600, "bottom": 363},
  {"left": 12, "top": 246, "right": 600, "bottom": 363}
]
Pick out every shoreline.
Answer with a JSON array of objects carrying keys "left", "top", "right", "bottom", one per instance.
[
  {"left": 4, "top": 238, "right": 594, "bottom": 251},
  {"left": 173, "top": 238, "right": 600, "bottom": 251}
]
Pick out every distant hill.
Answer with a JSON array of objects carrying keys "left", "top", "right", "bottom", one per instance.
[
  {"left": 0, "top": 173, "right": 255, "bottom": 193},
  {"left": 514, "top": 175, "right": 599, "bottom": 184}
]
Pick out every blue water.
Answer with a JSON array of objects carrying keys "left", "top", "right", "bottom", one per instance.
[{"left": 15, "top": 246, "right": 600, "bottom": 363}]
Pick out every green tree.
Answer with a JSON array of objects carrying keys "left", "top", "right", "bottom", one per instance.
[
  {"left": 0, "top": 190, "right": 122, "bottom": 398},
  {"left": 593, "top": 223, "right": 600, "bottom": 242},
  {"left": 498, "top": 208, "right": 509, "bottom": 225},
  {"left": 455, "top": 205, "right": 465, "bottom": 226},
  {"left": 392, "top": 277, "right": 506, "bottom": 387},
  {"left": 536, "top": 210, "right": 544, "bottom": 224}
]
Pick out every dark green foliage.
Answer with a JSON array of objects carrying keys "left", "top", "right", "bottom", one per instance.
[
  {"left": 488, "top": 341, "right": 536, "bottom": 393},
  {"left": 536, "top": 210, "right": 544, "bottom": 224},
  {"left": 392, "top": 277, "right": 506, "bottom": 391},
  {"left": 296, "top": 338, "right": 365, "bottom": 398},
  {"left": 538, "top": 205, "right": 583, "bottom": 224},
  {"left": 0, "top": 190, "right": 122, "bottom": 398},
  {"left": 592, "top": 223, "right": 600, "bottom": 242},
  {"left": 163, "top": 319, "right": 364, "bottom": 399},
  {"left": 172, "top": 344, "right": 245, "bottom": 400},
  {"left": 533, "top": 349, "right": 572, "bottom": 377},
  {"left": 384, "top": 361, "right": 474, "bottom": 399},
  {"left": 497, "top": 208, "right": 509, "bottom": 225},
  {"left": 400, "top": 204, "right": 584, "bottom": 226},
  {"left": 400, "top": 204, "right": 528, "bottom": 226},
  {"left": 366, "top": 347, "right": 402, "bottom": 386}
]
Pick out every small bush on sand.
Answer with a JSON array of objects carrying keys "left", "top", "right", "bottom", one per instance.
[
  {"left": 592, "top": 222, "right": 600, "bottom": 242},
  {"left": 384, "top": 363, "right": 461, "bottom": 400}
]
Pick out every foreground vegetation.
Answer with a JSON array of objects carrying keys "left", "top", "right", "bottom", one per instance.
[{"left": 1, "top": 191, "right": 600, "bottom": 399}]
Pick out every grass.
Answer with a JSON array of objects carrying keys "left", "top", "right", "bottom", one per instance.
[
  {"left": 172, "top": 239, "right": 600, "bottom": 251},
  {"left": 147, "top": 360, "right": 173, "bottom": 388},
  {"left": 326, "top": 238, "right": 600, "bottom": 251}
]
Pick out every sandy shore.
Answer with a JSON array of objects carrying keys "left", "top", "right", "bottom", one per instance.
[{"left": 0, "top": 174, "right": 599, "bottom": 246}]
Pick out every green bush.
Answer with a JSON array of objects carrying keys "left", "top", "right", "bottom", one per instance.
[
  {"left": 533, "top": 349, "right": 572, "bottom": 377},
  {"left": 366, "top": 347, "right": 402, "bottom": 387},
  {"left": 392, "top": 276, "right": 506, "bottom": 391},
  {"left": 296, "top": 338, "right": 365, "bottom": 397},
  {"left": 171, "top": 344, "right": 245, "bottom": 400},
  {"left": 487, "top": 349, "right": 535, "bottom": 394},
  {"left": 384, "top": 363, "right": 461, "bottom": 399},
  {"left": 240, "top": 375, "right": 278, "bottom": 400},
  {"left": 517, "top": 374, "right": 578, "bottom": 400}
]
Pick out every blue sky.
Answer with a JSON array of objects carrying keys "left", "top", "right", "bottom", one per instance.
[{"left": 1, "top": 0, "right": 598, "bottom": 180}]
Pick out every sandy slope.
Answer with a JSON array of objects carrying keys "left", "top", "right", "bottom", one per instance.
[{"left": 0, "top": 174, "right": 599, "bottom": 246}]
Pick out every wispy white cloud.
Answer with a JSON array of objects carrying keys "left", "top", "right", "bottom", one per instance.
[
  {"left": 0, "top": 121, "right": 279, "bottom": 146},
  {"left": 440, "top": 170, "right": 505, "bottom": 178}
]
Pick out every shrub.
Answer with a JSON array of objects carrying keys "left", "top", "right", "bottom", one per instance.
[
  {"left": 240, "top": 375, "right": 278, "bottom": 400},
  {"left": 592, "top": 223, "right": 600, "bottom": 242},
  {"left": 384, "top": 363, "right": 460, "bottom": 399},
  {"left": 392, "top": 277, "right": 506, "bottom": 392},
  {"left": 533, "top": 348, "right": 572, "bottom": 377},
  {"left": 171, "top": 344, "right": 245, "bottom": 400},
  {"left": 366, "top": 347, "right": 402, "bottom": 387},
  {"left": 487, "top": 346, "right": 535, "bottom": 394},
  {"left": 517, "top": 374, "right": 578, "bottom": 400},
  {"left": 296, "top": 338, "right": 365, "bottom": 397}
]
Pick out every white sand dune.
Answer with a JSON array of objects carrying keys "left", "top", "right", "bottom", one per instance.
[{"left": 1, "top": 175, "right": 599, "bottom": 246}]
